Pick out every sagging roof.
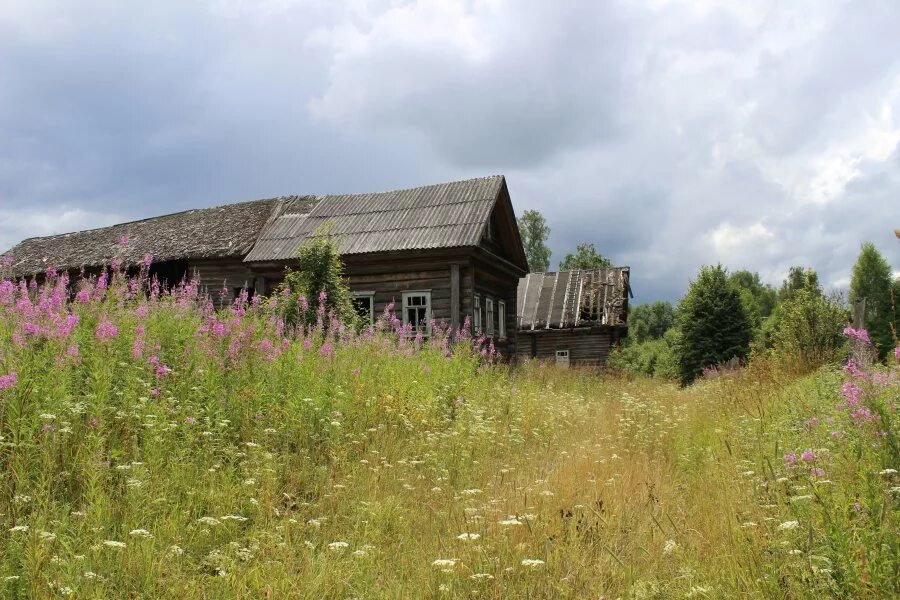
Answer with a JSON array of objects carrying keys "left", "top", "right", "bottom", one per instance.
[
  {"left": 517, "top": 267, "right": 630, "bottom": 330},
  {"left": 244, "top": 175, "right": 507, "bottom": 262},
  {"left": 1, "top": 175, "right": 525, "bottom": 277},
  {"left": 1, "top": 198, "right": 281, "bottom": 277}
]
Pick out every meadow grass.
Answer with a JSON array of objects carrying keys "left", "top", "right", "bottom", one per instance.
[{"left": 0, "top": 270, "right": 897, "bottom": 598}]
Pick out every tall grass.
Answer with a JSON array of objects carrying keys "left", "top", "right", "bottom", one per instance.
[{"left": 0, "top": 267, "right": 897, "bottom": 598}]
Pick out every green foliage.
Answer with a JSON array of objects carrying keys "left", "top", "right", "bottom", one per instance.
[
  {"left": 762, "top": 267, "right": 823, "bottom": 349},
  {"left": 850, "top": 242, "right": 898, "bottom": 359},
  {"left": 516, "top": 209, "right": 552, "bottom": 272},
  {"left": 729, "top": 270, "right": 777, "bottom": 341},
  {"left": 779, "top": 265, "right": 822, "bottom": 302},
  {"left": 608, "top": 328, "right": 680, "bottom": 379},
  {"left": 628, "top": 301, "right": 676, "bottom": 344},
  {"left": 676, "top": 265, "right": 751, "bottom": 385},
  {"left": 558, "top": 243, "right": 612, "bottom": 271},
  {"left": 278, "top": 227, "right": 355, "bottom": 327},
  {"left": 772, "top": 286, "right": 847, "bottom": 369}
]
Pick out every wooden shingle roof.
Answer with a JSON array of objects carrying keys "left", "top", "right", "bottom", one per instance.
[
  {"left": 1, "top": 199, "right": 281, "bottom": 277},
  {"left": 244, "top": 176, "right": 506, "bottom": 262}
]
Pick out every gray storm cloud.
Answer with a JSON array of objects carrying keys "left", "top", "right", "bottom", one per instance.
[{"left": 1, "top": 0, "right": 898, "bottom": 301}]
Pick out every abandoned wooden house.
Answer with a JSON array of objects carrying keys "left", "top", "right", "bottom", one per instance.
[
  {"left": 516, "top": 267, "right": 631, "bottom": 367},
  {"left": 1, "top": 176, "right": 529, "bottom": 356}
]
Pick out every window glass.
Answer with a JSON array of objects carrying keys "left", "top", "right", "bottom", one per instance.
[
  {"left": 486, "top": 298, "right": 495, "bottom": 336},
  {"left": 498, "top": 300, "right": 506, "bottom": 338},
  {"left": 402, "top": 292, "right": 431, "bottom": 335},
  {"left": 352, "top": 295, "right": 374, "bottom": 325},
  {"left": 474, "top": 295, "right": 482, "bottom": 334}
]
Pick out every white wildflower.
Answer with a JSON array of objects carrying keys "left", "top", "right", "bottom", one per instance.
[
  {"left": 521, "top": 558, "right": 545, "bottom": 568},
  {"left": 879, "top": 468, "right": 897, "bottom": 475},
  {"left": 221, "top": 514, "right": 248, "bottom": 522},
  {"left": 432, "top": 558, "right": 458, "bottom": 569},
  {"left": 129, "top": 529, "right": 153, "bottom": 539},
  {"left": 790, "top": 495, "right": 813, "bottom": 503},
  {"left": 167, "top": 545, "right": 185, "bottom": 557},
  {"left": 777, "top": 520, "right": 800, "bottom": 531},
  {"left": 103, "top": 540, "right": 126, "bottom": 549},
  {"left": 498, "top": 518, "right": 523, "bottom": 526},
  {"left": 198, "top": 516, "right": 221, "bottom": 526},
  {"left": 39, "top": 413, "right": 57, "bottom": 420},
  {"left": 457, "top": 532, "right": 481, "bottom": 541},
  {"left": 461, "top": 488, "right": 482, "bottom": 495},
  {"left": 470, "top": 573, "right": 494, "bottom": 580},
  {"left": 38, "top": 531, "right": 56, "bottom": 542},
  {"left": 8, "top": 525, "right": 28, "bottom": 533},
  {"left": 327, "top": 541, "right": 349, "bottom": 552},
  {"left": 663, "top": 539, "right": 678, "bottom": 555}
]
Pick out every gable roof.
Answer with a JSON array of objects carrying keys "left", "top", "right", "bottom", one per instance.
[
  {"left": 1, "top": 198, "right": 281, "bottom": 277},
  {"left": 1, "top": 176, "right": 527, "bottom": 278},
  {"left": 244, "top": 175, "right": 513, "bottom": 262},
  {"left": 517, "top": 267, "right": 630, "bottom": 330}
]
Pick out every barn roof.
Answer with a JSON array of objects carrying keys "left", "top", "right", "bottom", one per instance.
[
  {"left": 244, "top": 175, "right": 506, "bottom": 262},
  {"left": 517, "top": 267, "right": 631, "bottom": 330},
  {"left": 1, "top": 175, "right": 521, "bottom": 277},
  {"left": 1, "top": 198, "right": 281, "bottom": 277}
]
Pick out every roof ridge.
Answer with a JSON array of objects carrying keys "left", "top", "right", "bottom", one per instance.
[{"left": 313, "top": 174, "right": 504, "bottom": 200}]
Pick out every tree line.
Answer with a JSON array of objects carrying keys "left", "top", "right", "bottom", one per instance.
[{"left": 517, "top": 210, "right": 899, "bottom": 385}]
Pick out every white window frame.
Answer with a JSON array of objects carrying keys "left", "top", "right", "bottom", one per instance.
[
  {"left": 486, "top": 297, "right": 495, "bottom": 336},
  {"left": 498, "top": 300, "right": 506, "bottom": 339},
  {"left": 352, "top": 292, "right": 375, "bottom": 326},
  {"left": 473, "top": 294, "right": 482, "bottom": 334},
  {"left": 402, "top": 290, "right": 432, "bottom": 336}
]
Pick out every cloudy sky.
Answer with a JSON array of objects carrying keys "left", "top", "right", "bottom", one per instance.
[{"left": 1, "top": 0, "right": 898, "bottom": 301}]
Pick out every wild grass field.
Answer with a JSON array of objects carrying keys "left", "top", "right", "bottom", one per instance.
[{"left": 0, "top": 269, "right": 897, "bottom": 599}]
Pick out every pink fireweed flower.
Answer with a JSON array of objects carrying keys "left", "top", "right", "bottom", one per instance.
[
  {"left": 800, "top": 449, "right": 817, "bottom": 463},
  {"left": 155, "top": 364, "right": 170, "bottom": 379},
  {"left": 303, "top": 338, "right": 312, "bottom": 351},
  {"left": 894, "top": 346, "right": 900, "bottom": 361},
  {"left": 140, "top": 254, "right": 153, "bottom": 269},
  {"left": 75, "top": 289, "right": 91, "bottom": 304},
  {"left": 783, "top": 451, "right": 798, "bottom": 467},
  {"left": 843, "top": 359, "right": 864, "bottom": 378},
  {"left": 0, "top": 372, "right": 17, "bottom": 391},
  {"left": 118, "top": 235, "right": 130, "bottom": 245},
  {"left": 842, "top": 327, "right": 871, "bottom": 345},
  {"left": 810, "top": 467, "right": 826, "bottom": 478},
  {"left": 840, "top": 382, "right": 863, "bottom": 407},
  {"left": 184, "top": 416, "right": 196, "bottom": 425},
  {"left": 804, "top": 416, "right": 820, "bottom": 429},
  {"left": 319, "top": 341, "right": 334, "bottom": 358},
  {"left": 135, "top": 305, "right": 149, "bottom": 319},
  {"left": 352, "top": 367, "right": 361, "bottom": 377},
  {"left": 95, "top": 318, "right": 118, "bottom": 341}
]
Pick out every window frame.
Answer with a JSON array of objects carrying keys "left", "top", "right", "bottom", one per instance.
[
  {"left": 352, "top": 291, "right": 376, "bottom": 326},
  {"left": 498, "top": 300, "right": 506, "bottom": 339},
  {"left": 473, "top": 294, "right": 482, "bottom": 334},
  {"left": 402, "top": 290, "right": 432, "bottom": 336},
  {"left": 485, "top": 297, "right": 495, "bottom": 336}
]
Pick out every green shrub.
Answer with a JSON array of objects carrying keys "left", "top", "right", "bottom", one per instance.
[{"left": 276, "top": 226, "right": 355, "bottom": 327}]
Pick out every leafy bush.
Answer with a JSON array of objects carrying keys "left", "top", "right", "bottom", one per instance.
[
  {"left": 276, "top": 227, "right": 355, "bottom": 327},
  {"left": 608, "top": 328, "right": 679, "bottom": 379},
  {"left": 771, "top": 286, "right": 847, "bottom": 371}
]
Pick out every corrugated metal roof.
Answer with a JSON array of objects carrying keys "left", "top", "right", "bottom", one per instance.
[
  {"left": 243, "top": 176, "right": 504, "bottom": 262},
  {"left": 517, "top": 267, "right": 630, "bottom": 330}
]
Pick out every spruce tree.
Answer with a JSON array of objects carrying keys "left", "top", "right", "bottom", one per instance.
[
  {"left": 516, "top": 210, "right": 552, "bottom": 272},
  {"left": 676, "top": 265, "right": 751, "bottom": 385},
  {"left": 850, "top": 242, "right": 897, "bottom": 359}
]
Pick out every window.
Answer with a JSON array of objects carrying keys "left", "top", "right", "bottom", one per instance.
[
  {"left": 555, "top": 349, "right": 570, "bottom": 368},
  {"left": 352, "top": 293, "right": 375, "bottom": 325},
  {"left": 486, "top": 298, "right": 495, "bottom": 336},
  {"left": 473, "top": 294, "right": 482, "bottom": 334},
  {"left": 402, "top": 291, "right": 431, "bottom": 335},
  {"left": 498, "top": 300, "right": 506, "bottom": 338}
]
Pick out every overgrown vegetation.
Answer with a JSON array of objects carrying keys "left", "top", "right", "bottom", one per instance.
[{"left": 0, "top": 262, "right": 898, "bottom": 598}]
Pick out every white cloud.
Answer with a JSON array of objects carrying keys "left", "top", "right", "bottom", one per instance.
[{"left": 0, "top": 206, "right": 122, "bottom": 252}]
